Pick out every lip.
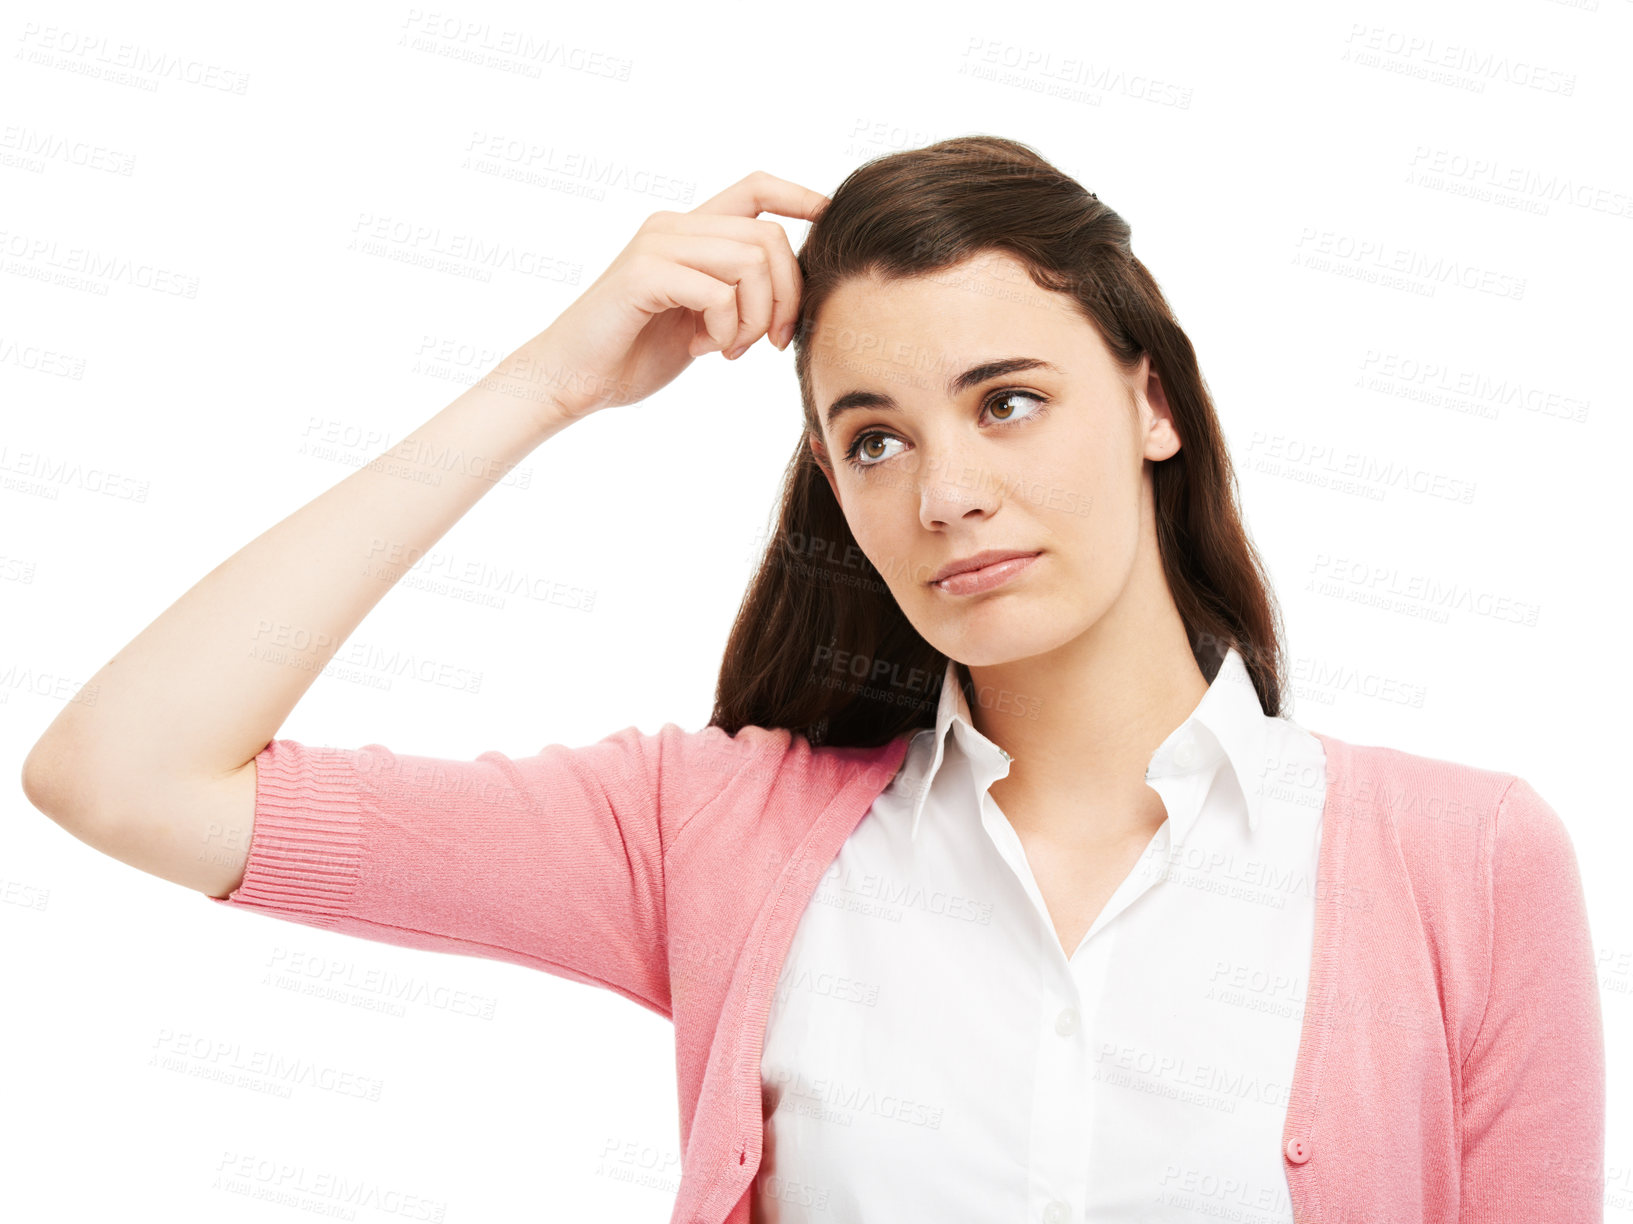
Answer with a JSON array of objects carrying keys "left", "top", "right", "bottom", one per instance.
[{"left": 929, "top": 549, "right": 1042, "bottom": 596}]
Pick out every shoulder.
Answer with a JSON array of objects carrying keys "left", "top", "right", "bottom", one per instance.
[
  {"left": 1485, "top": 775, "right": 1583, "bottom": 909},
  {"left": 1313, "top": 732, "right": 1591, "bottom": 1061},
  {"left": 1311, "top": 729, "right": 1580, "bottom": 926},
  {"left": 656, "top": 724, "right": 917, "bottom": 945},
  {"left": 648, "top": 721, "right": 914, "bottom": 840},
  {"left": 645, "top": 721, "right": 913, "bottom": 790},
  {"left": 1316, "top": 731, "right": 1571, "bottom": 842},
  {"left": 1311, "top": 730, "right": 1512, "bottom": 845},
  {"left": 1308, "top": 730, "right": 1505, "bottom": 925}
]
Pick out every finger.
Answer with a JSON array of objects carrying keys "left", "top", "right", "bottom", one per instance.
[
  {"left": 690, "top": 169, "right": 830, "bottom": 226},
  {"left": 628, "top": 255, "right": 742, "bottom": 354},
  {"left": 640, "top": 232, "right": 774, "bottom": 357},
  {"left": 644, "top": 212, "right": 801, "bottom": 350}
]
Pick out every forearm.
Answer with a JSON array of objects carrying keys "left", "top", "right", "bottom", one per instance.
[{"left": 23, "top": 335, "right": 575, "bottom": 820}]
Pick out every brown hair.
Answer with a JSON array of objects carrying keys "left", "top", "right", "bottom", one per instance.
[{"left": 709, "top": 134, "right": 1287, "bottom": 747}]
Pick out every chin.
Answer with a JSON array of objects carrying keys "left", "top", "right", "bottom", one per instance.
[{"left": 923, "top": 609, "right": 1080, "bottom": 670}]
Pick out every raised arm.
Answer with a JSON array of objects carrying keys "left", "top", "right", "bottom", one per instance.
[
  {"left": 20, "top": 170, "right": 828, "bottom": 901},
  {"left": 19, "top": 344, "right": 578, "bottom": 898}
]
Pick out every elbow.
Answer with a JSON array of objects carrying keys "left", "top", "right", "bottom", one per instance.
[
  {"left": 20, "top": 736, "right": 90, "bottom": 828},
  {"left": 21, "top": 740, "right": 132, "bottom": 862},
  {"left": 21, "top": 741, "right": 62, "bottom": 819}
]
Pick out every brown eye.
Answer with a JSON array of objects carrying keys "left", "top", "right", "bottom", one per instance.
[
  {"left": 986, "top": 390, "right": 1047, "bottom": 422},
  {"left": 844, "top": 430, "right": 906, "bottom": 470},
  {"left": 843, "top": 390, "right": 1050, "bottom": 474}
]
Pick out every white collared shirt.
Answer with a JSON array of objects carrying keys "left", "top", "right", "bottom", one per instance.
[{"left": 755, "top": 646, "right": 1327, "bottom": 1223}]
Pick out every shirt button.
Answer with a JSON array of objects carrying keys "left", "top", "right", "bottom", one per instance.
[
  {"left": 1174, "top": 738, "right": 1200, "bottom": 769},
  {"left": 1043, "top": 1201, "right": 1071, "bottom": 1224},
  {"left": 1054, "top": 1007, "right": 1079, "bottom": 1037},
  {"left": 1284, "top": 1137, "right": 1311, "bottom": 1164}
]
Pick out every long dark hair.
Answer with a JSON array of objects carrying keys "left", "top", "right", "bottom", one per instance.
[{"left": 710, "top": 135, "right": 1287, "bottom": 748}]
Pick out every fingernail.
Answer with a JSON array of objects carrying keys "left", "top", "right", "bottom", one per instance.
[{"left": 725, "top": 342, "right": 749, "bottom": 360}]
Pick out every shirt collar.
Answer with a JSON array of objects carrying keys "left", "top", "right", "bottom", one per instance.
[{"left": 906, "top": 645, "right": 1272, "bottom": 842}]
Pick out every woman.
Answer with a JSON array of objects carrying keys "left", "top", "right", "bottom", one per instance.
[{"left": 23, "top": 137, "right": 1605, "bottom": 1223}]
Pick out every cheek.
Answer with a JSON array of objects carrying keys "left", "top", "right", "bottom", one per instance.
[
  {"left": 1012, "top": 441, "right": 1093, "bottom": 524},
  {"left": 838, "top": 499, "right": 920, "bottom": 592},
  {"left": 1055, "top": 457, "right": 1144, "bottom": 573},
  {"left": 848, "top": 515, "right": 903, "bottom": 584},
  {"left": 1043, "top": 425, "right": 1130, "bottom": 512}
]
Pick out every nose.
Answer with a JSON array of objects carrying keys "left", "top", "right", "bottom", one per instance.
[{"left": 916, "top": 443, "right": 1004, "bottom": 530}]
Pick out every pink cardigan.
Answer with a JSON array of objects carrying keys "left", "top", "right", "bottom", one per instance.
[{"left": 209, "top": 723, "right": 1606, "bottom": 1223}]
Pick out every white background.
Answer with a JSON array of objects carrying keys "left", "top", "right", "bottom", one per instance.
[{"left": 4, "top": 0, "right": 1629, "bottom": 1219}]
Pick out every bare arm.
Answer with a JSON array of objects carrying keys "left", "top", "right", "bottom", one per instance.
[
  {"left": 20, "top": 341, "right": 576, "bottom": 897},
  {"left": 20, "top": 170, "right": 827, "bottom": 901}
]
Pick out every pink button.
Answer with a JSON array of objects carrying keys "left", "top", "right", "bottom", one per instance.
[{"left": 1284, "top": 1138, "right": 1311, "bottom": 1164}]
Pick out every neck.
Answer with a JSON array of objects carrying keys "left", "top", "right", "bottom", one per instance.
[{"left": 965, "top": 556, "right": 1208, "bottom": 844}]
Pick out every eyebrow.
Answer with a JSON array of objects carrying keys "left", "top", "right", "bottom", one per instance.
[{"left": 823, "top": 357, "right": 1065, "bottom": 433}]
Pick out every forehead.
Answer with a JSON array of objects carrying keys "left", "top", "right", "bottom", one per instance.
[{"left": 808, "top": 250, "right": 1092, "bottom": 397}]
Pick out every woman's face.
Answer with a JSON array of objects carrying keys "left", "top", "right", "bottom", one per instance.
[{"left": 806, "top": 249, "right": 1182, "bottom": 668}]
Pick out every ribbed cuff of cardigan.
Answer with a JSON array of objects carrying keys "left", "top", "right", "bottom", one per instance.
[{"left": 206, "top": 739, "right": 363, "bottom": 918}]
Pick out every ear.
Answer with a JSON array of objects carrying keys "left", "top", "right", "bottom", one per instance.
[
  {"left": 809, "top": 433, "right": 843, "bottom": 508},
  {"left": 1136, "top": 355, "right": 1181, "bottom": 462}
]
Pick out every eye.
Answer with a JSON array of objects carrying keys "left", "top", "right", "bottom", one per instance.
[
  {"left": 985, "top": 389, "right": 1047, "bottom": 423},
  {"left": 842, "top": 389, "right": 1051, "bottom": 472}
]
